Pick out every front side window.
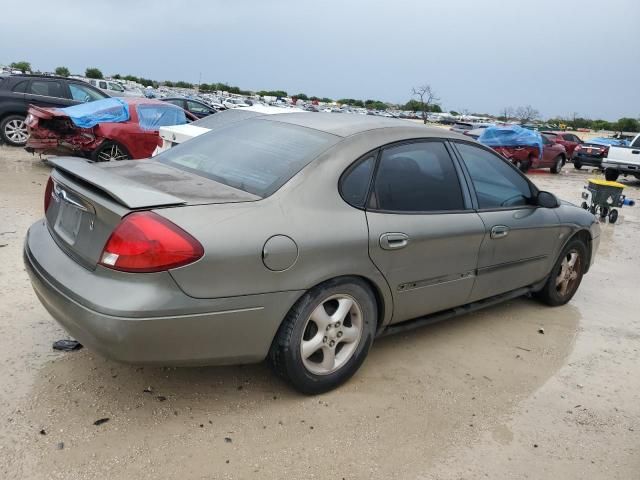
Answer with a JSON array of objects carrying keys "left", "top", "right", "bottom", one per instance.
[
  {"left": 68, "top": 83, "right": 106, "bottom": 102},
  {"left": 99, "top": 81, "right": 107, "bottom": 89},
  {"left": 109, "top": 82, "right": 124, "bottom": 92},
  {"left": 456, "top": 142, "right": 532, "bottom": 209},
  {"left": 28, "top": 80, "right": 65, "bottom": 98},
  {"left": 12, "top": 80, "right": 28, "bottom": 93},
  {"left": 372, "top": 141, "right": 464, "bottom": 212},
  {"left": 157, "top": 119, "right": 339, "bottom": 197}
]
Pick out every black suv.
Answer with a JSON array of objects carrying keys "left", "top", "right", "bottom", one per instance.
[{"left": 0, "top": 74, "right": 108, "bottom": 146}]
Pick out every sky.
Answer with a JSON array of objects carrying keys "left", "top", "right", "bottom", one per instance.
[{"left": 1, "top": 0, "right": 639, "bottom": 120}]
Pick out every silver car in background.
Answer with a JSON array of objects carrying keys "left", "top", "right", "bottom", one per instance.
[{"left": 24, "top": 114, "right": 600, "bottom": 393}]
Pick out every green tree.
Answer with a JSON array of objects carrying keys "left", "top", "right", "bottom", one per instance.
[
  {"left": 113, "top": 73, "right": 122, "bottom": 79},
  {"left": 320, "top": 97, "right": 332, "bottom": 103},
  {"left": 54, "top": 66, "right": 70, "bottom": 77},
  {"left": 449, "top": 110, "right": 460, "bottom": 116},
  {"left": 85, "top": 67, "right": 104, "bottom": 79},
  {"left": 295, "top": 93, "right": 309, "bottom": 100},
  {"left": 123, "top": 75, "right": 139, "bottom": 83},
  {"left": 258, "top": 90, "right": 288, "bottom": 98},
  {"left": 591, "top": 120, "right": 612, "bottom": 131},
  {"left": 10, "top": 61, "right": 31, "bottom": 73},
  {"left": 615, "top": 117, "right": 639, "bottom": 132}
]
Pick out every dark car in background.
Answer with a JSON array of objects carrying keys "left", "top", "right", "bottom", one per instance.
[
  {"left": 540, "top": 131, "right": 582, "bottom": 158},
  {"left": 572, "top": 142, "right": 611, "bottom": 170},
  {"left": 160, "top": 97, "right": 219, "bottom": 119},
  {"left": 0, "top": 74, "right": 108, "bottom": 146}
]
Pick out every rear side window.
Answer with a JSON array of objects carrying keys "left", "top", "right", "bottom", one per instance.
[
  {"left": 157, "top": 119, "right": 339, "bottom": 197},
  {"left": 12, "top": 80, "right": 28, "bottom": 93},
  {"left": 340, "top": 155, "right": 375, "bottom": 208},
  {"left": 28, "top": 80, "right": 65, "bottom": 98},
  {"left": 136, "top": 104, "right": 187, "bottom": 131},
  {"left": 68, "top": 83, "right": 107, "bottom": 102},
  {"left": 372, "top": 141, "right": 464, "bottom": 212},
  {"left": 456, "top": 143, "right": 532, "bottom": 209}
]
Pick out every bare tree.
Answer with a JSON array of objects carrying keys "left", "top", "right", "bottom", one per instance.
[
  {"left": 515, "top": 105, "right": 540, "bottom": 124},
  {"left": 412, "top": 85, "right": 440, "bottom": 124},
  {"left": 500, "top": 107, "right": 515, "bottom": 123}
]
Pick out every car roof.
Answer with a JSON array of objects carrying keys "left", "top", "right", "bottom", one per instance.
[{"left": 254, "top": 112, "right": 465, "bottom": 138}]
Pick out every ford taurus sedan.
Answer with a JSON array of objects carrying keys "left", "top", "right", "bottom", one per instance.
[{"left": 24, "top": 114, "right": 600, "bottom": 394}]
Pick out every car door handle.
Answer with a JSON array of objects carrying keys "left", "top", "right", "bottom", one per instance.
[
  {"left": 632, "top": 150, "right": 639, "bottom": 154},
  {"left": 490, "top": 225, "right": 510, "bottom": 239},
  {"left": 380, "top": 233, "right": 409, "bottom": 250}
]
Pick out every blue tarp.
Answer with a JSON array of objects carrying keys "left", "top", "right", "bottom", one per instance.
[
  {"left": 586, "top": 137, "right": 629, "bottom": 147},
  {"left": 60, "top": 98, "right": 129, "bottom": 128},
  {"left": 478, "top": 125, "right": 543, "bottom": 156},
  {"left": 136, "top": 104, "right": 187, "bottom": 131}
]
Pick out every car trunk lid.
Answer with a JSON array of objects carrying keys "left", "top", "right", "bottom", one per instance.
[{"left": 46, "top": 157, "right": 259, "bottom": 269}]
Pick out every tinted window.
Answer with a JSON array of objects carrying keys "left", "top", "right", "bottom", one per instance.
[
  {"left": 632, "top": 136, "right": 640, "bottom": 148},
  {"left": 456, "top": 143, "right": 532, "bottom": 209},
  {"left": 372, "top": 141, "right": 464, "bottom": 212},
  {"left": 99, "top": 81, "right": 107, "bottom": 89},
  {"left": 542, "top": 135, "right": 553, "bottom": 145},
  {"left": 28, "top": 80, "right": 65, "bottom": 98},
  {"left": 12, "top": 80, "right": 28, "bottom": 93},
  {"left": 68, "top": 83, "right": 106, "bottom": 102},
  {"left": 187, "top": 100, "right": 211, "bottom": 114},
  {"left": 157, "top": 119, "right": 339, "bottom": 197},
  {"left": 341, "top": 155, "right": 375, "bottom": 208}
]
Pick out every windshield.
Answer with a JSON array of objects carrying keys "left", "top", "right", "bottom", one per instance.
[{"left": 157, "top": 119, "right": 339, "bottom": 197}]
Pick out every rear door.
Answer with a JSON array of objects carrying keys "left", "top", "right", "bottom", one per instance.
[
  {"left": 24, "top": 79, "right": 74, "bottom": 108},
  {"left": 452, "top": 141, "right": 561, "bottom": 301},
  {"left": 365, "top": 140, "right": 485, "bottom": 323}
]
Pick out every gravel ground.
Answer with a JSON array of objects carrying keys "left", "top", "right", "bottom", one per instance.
[{"left": 0, "top": 145, "right": 638, "bottom": 479}]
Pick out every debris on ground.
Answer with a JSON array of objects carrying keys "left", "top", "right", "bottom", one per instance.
[
  {"left": 57, "top": 442, "right": 64, "bottom": 450},
  {"left": 39, "top": 429, "right": 46, "bottom": 435},
  {"left": 93, "top": 418, "right": 110, "bottom": 426},
  {"left": 157, "top": 395, "right": 167, "bottom": 402},
  {"left": 143, "top": 387, "right": 153, "bottom": 394},
  {"left": 52, "top": 339, "right": 83, "bottom": 352},
  {"left": 538, "top": 328, "right": 545, "bottom": 334},
  {"left": 224, "top": 437, "right": 232, "bottom": 443}
]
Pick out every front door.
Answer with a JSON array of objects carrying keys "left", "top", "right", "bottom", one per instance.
[
  {"left": 453, "top": 141, "right": 562, "bottom": 301},
  {"left": 365, "top": 140, "right": 485, "bottom": 324}
]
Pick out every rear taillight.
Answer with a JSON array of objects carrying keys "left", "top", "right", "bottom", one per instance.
[
  {"left": 99, "top": 212, "right": 204, "bottom": 273},
  {"left": 602, "top": 146, "right": 609, "bottom": 158},
  {"left": 44, "top": 177, "right": 54, "bottom": 213}
]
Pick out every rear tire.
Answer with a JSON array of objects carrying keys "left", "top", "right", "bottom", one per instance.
[
  {"left": 604, "top": 169, "right": 619, "bottom": 182},
  {"left": 535, "top": 238, "right": 587, "bottom": 306},
  {"left": 268, "top": 277, "right": 377, "bottom": 394},
  {"left": 609, "top": 209, "right": 619, "bottom": 223},
  {"left": 1, "top": 114, "right": 28, "bottom": 146},
  {"left": 91, "top": 140, "right": 131, "bottom": 162},
  {"left": 573, "top": 160, "right": 582, "bottom": 170},
  {"left": 550, "top": 156, "right": 563, "bottom": 174}
]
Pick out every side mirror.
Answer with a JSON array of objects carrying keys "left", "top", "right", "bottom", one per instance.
[{"left": 537, "top": 191, "right": 560, "bottom": 208}]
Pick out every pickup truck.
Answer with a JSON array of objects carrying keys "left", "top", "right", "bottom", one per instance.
[{"left": 602, "top": 133, "right": 640, "bottom": 181}]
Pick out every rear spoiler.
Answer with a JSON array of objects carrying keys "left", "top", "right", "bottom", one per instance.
[{"left": 48, "top": 157, "right": 186, "bottom": 209}]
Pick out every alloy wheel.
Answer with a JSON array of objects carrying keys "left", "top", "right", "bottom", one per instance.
[
  {"left": 300, "top": 294, "right": 363, "bottom": 375},
  {"left": 555, "top": 250, "right": 581, "bottom": 297},
  {"left": 4, "top": 119, "right": 28, "bottom": 144},
  {"left": 97, "top": 143, "right": 129, "bottom": 161}
]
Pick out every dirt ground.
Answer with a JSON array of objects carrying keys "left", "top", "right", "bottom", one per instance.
[{"left": 0, "top": 144, "right": 638, "bottom": 480}]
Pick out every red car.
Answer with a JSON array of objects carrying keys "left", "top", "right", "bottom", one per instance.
[
  {"left": 25, "top": 98, "right": 196, "bottom": 161},
  {"left": 491, "top": 134, "right": 567, "bottom": 173},
  {"left": 540, "top": 131, "right": 583, "bottom": 157}
]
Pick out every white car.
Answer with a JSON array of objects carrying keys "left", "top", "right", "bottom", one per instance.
[
  {"left": 87, "top": 79, "right": 143, "bottom": 97},
  {"left": 222, "top": 98, "right": 249, "bottom": 109},
  {"left": 153, "top": 104, "right": 306, "bottom": 156}
]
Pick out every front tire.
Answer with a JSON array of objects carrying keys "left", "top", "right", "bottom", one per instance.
[
  {"left": 535, "top": 239, "right": 587, "bottom": 306},
  {"left": 550, "top": 156, "right": 564, "bottom": 174},
  {"left": 269, "top": 277, "right": 377, "bottom": 394},
  {"left": 573, "top": 160, "right": 582, "bottom": 170},
  {"left": 1, "top": 114, "right": 28, "bottom": 146}
]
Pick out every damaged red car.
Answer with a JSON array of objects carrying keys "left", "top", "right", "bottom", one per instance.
[{"left": 25, "top": 97, "right": 195, "bottom": 161}]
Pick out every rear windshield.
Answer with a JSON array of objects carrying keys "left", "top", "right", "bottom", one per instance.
[
  {"left": 192, "top": 108, "right": 263, "bottom": 129},
  {"left": 157, "top": 119, "right": 339, "bottom": 197}
]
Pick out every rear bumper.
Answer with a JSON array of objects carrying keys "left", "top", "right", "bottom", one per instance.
[
  {"left": 573, "top": 154, "right": 604, "bottom": 167},
  {"left": 24, "top": 220, "right": 303, "bottom": 365},
  {"left": 601, "top": 160, "right": 640, "bottom": 175}
]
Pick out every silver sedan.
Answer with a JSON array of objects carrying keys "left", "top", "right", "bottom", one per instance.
[{"left": 24, "top": 113, "right": 600, "bottom": 393}]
